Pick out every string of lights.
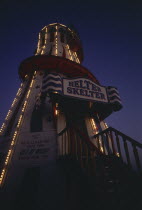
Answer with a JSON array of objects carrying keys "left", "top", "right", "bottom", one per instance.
[
  {"left": 0, "top": 82, "right": 25, "bottom": 135},
  {"left": 74, "top": 52, "right": 80, "bottom": 63},
  {"left": 0, "top": 72, "right": 36, "bottom": 185},
  {"left": 55, "top": 25, "right": 58, "bottom": 56},
  {"left": 67, "top": 44, "right": 73, "bottom": 61}
]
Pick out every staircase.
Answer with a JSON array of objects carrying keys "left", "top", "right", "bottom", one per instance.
[
  {"left": 57, "top": 153, "right": 142, "bottom": 210},
  {"left": 58, "top": 126, "right": 142, "bottom": 210},
  {"left": 94, "top": 154, "right": 142, "bottom": 210}
]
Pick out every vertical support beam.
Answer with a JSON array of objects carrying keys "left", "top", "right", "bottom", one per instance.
[
  {"left": 61, "top": 133, "right": 64, "bottom": 156},
  {"left": 96, "top": 136, "right": 100, "bottom": 151},
  {"left": 67, "top": 129, "right": 71, "bottom": 155},
  {"left": 123, "top": 138, "right": 131, "bottom": 168},
  {"left": 69, "top": 127, "right": 75, "bottom": 156},
  {"left": 79, "top": 137, "right": 83, "bottom": 168},
  {"left": 90, "top": 150, "right": 96, "bottom": 175},
  {"left": 100, "top": 134, "right": 106, "bottom": 155},
  {"left": 115, "top": 131, "right": 122, "bottom": 158},
  {"left": 132, "top": 144, "right": 141, "bottom": 173},
  {"left": 64, "top": 132, "right": 66, "bottom": 155},
  {"left": 110, "top": 130, "right": 116, "bottom": 155},
  {"left": 105, "top": 132, "right": 111, "bottom": 155},
  {"left": 75, "top": 132, "right": 78, "bottom": 159},
  {"left": 85, "top": 144, "right": 89, "bottom": 169}
]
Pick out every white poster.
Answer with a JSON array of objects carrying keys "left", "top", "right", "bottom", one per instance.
[{"left": 13, "top": 131, "right": 57, "bottom": 165}]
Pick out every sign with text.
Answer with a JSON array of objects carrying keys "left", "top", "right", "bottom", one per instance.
[
  {"left": 63, "top": 78, "right": 108, "bottom": 103},
  {"left": 14, "top": 131, "right": 57, "bottom": 165}
]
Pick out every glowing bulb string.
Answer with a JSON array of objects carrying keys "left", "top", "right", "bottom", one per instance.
[
  {"left": 0, "top": 72, "right": 36, "bottom": 185},
  {"left": 0, "top": 82, "right": 25, "bottom": 135}
]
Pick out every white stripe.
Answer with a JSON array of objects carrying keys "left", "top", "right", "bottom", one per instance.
[
  {"left": 42, "top": 85, "right": 62, "bottom": 92},
  {"left": 46, "top": 85, "right": 62, "bottom": 90},
  {"left": 43, "top": 79, "right": 62, "bottom": 85},
  {"left": 107, "top": 88, "right": 119, "bottom": 94},
  {"left": 110, "top": 99, "right": 122, "bottom": 104},
  {"left": 109, "top": 93, "right": 120, "bottom": 99},
  {"left": 43, "top": 74, "right": 61, "bottom": 80}
]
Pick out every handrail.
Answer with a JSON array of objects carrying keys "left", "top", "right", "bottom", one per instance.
[
  {"left": 93, "top": 127, "right": 142, "bottom": 148},
  {"left": 58, "top": 125, "right": 142, "bottom": 175},
  {"left": 93, "top": 126, "right": 142, "bottom": 174}
]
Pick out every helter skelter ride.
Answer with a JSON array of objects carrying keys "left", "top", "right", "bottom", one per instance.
[{"left": 0, "top": 23, "right": 142, "bottom": 210}]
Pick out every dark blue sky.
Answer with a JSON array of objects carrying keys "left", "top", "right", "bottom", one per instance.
[{"left": 0, "top": 0, "right": 142, "bottom": 142}]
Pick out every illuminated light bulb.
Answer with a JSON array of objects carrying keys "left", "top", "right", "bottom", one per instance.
[
  {"left": 91, "top": 119, "right": 97, "bottom": 129},
  {"left": 55, "top": 25, "right": 58, "bottom": 56},
  {"left": 55, "top": 109, "right": 58, "bottom": 115},
  {"left": 17, "top": 88, "right": 22, "bottom": 96},
  {"left": 11, "top": 98, "right": 18, "bottom": 107},
  {"left": 17, "top": 115, "right": 23, "bottom": 128},
  {"left": 116, "top": 152, "right": 120, "bottom": 157},
  {"left": 26, "top": 90, "right": 31, "bottom": 98},
  {"left": 55, "top": 48, "right": 58, "bottom": 55},
  {"left": 13, "top": 131, "right": 18, "bottom": 136},
  {"left": 104, "top": 122, "right": 108, "bottom": 128},
  {"left": 55, "top": 25, "right": 58, "bottom": 34},
  {"left": 30, "top": 79, "right": 34, "bottom": 87},
  {"left": 5, "top": 150, "right": 11, "bottom": 165},
  {"left": 60, "top": 24, "right": 66, "bottom": 27},
  {"left": 0, "top": 123, "right": 5, "bottom": 133},
  {"left": 100, "top": 147, "right": 104, "bottom": 153},
  {"left": 49, "top": 23, "right": 58, "bottom": 26},
  {"left": 22, "top": 101, "right": 27, "bottom": 112},
  {"left": 8, "top": 150, "right": 11, "bottom": 154},
  {"left": 11, "top": 141, "right": 14, "bottom": 146},
  {"left": 77, "top": 58, "right": 80, "bottom": 64},
  {"left": 5, "top": 110, "right": 12, "bottom": 120},
  {"left": 74, "top": 52, "right": 80, "bottom": 64},
  {"left": 67, "top": 45, "right": 73, "bottom": 61},
  {"left": 0, "top": 123, "right": 5, "bottom": 132},
  {"left": 91, "top": 118, "right": 99, "bottom": 134},
  {"left": 0, "top": 168, "right": 5, "bottom": 184}
]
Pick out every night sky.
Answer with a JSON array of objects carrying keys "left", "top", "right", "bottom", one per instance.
[{"left": 0, "top": 0, "right": 142, "bottom": 142}]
